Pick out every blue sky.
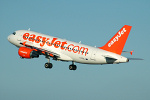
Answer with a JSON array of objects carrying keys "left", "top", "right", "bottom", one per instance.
[{"left": 0, "top": 0, "right": 150, "bottom": 100}]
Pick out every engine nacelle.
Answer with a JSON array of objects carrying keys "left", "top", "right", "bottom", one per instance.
[{"left": 18, "top": 47, "right": 39, "bottom": 58}]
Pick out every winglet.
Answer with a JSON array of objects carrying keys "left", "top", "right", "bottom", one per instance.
[
  {"left": 99, "top": 25, "right": 132, "bottom": 55},
  {"left": 130, "top": 50, "right": 134, "bottom": 55}
]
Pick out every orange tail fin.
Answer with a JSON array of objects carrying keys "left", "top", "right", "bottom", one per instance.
[{"left": 99, "top": 25, "right": 132, "bottom": 55}]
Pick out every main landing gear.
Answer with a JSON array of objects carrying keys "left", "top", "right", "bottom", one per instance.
[
  {"left": 69, "top": 61, "right": 77, "bottom": 70},
  {"left": 44, "top": 57, "right": 77, "bottom": 70}
]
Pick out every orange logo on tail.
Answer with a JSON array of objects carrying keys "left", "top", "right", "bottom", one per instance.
[
  {"left": 99, "top": 25, "right": 132, "bottom": 55},
  {"left": 108, "top": 28, "right": 126, "bottom": 47}
]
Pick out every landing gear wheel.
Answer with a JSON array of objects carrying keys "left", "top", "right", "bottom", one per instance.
[
  {"left": 45, "top": 63, "right": 53, "bottom": 69},
  {"left": 69, "top": 64, "right": 77, "bottom": 70}
]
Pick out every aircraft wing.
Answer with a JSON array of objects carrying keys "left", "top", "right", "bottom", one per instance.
[{"left": 20, "top": 42, "right": 60, "bottom": 58}]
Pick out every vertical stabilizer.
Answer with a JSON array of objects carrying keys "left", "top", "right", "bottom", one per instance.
[{"left": 99, "top": 25, "right": 132, "bottom": 55}]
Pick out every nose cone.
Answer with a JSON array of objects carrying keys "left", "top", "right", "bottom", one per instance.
[
  {"left": 7, "top": 35, "right": 11, "bottom": 42},
  {"left": 7, "top": 33, "right": 22, "bottom": 47},
  {"left": 7, "top": 34, "right": 12, "bottom": 43},
  {"left": 7, "top": 34, "right": 16, "bottom": 45}
]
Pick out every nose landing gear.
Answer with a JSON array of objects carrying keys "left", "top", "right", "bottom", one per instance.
[{"left": 45, "top": 57, "right": 53, "bottom": 69}]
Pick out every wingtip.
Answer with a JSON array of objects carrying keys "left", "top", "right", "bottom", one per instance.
[{"left": 130, "top": 50, "right": 134, "bottom": 55}]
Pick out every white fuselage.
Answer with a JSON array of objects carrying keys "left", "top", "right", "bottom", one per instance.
[{"left": 8, "top": 30, "right": 128, "bottom": 64}]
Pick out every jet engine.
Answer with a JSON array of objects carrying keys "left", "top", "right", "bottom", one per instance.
[{"left": 18, "top": 47, "right": 39, "bottom": 58}]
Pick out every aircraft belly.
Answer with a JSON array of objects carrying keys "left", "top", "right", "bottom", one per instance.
[{"left": 67, "top": 50, "right": 106, "bottom": 64}]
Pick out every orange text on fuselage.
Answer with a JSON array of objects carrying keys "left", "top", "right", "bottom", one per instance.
[{"left": 23, "top": 33, "right": 88, "bottom": 56}]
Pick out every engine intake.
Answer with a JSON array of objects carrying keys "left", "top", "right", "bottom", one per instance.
[{"left": 18, "top": 47, "right": 39, "bottom": 58}]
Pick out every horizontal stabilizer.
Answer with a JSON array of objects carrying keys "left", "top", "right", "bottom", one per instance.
[
  {"left": 128, "top": 58, "right": 144, "bottom": 60},
  {"left": 122, "top": 50, "right": 134, "bottom": 55}
]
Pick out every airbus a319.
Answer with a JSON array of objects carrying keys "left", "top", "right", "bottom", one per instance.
[{"left": 8, "top": 25, "right": 132, "bottom": 70}]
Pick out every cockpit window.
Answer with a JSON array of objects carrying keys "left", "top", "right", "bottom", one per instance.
[{"left": 12, "top": 32, "right": 16, "bottom": 35}]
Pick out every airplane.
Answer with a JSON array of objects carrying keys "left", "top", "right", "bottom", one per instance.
[{"left": 7, "top": 25, "right": 132, "bottom": 70}]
